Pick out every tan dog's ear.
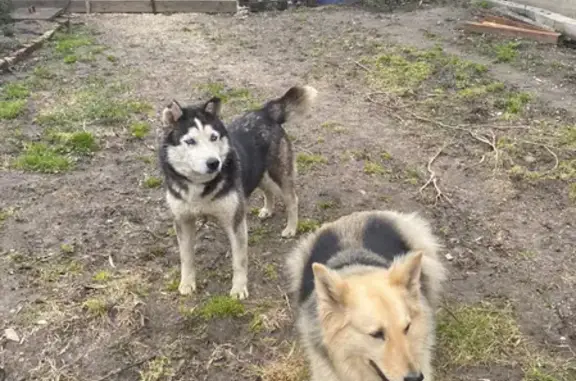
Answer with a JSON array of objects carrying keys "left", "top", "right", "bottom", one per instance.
[
  {"left": 312, "top": 263, "right": 348, "bottom": 308},
  {"left": 161, "top": 100, "right": 184, "bottom": 128},
  {"left": 388, "top": 251, "right": 423, "bottom": 294},
  {"left": 203, "top": 97, "right": 222, "bottom": 118}
]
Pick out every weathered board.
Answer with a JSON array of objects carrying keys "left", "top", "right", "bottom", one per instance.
[
  {"left": 11, "top": 6, "right": 65, "bottom": 20},
  {"left": 11, "top": 0, "right": 238, "bottom": 13}
]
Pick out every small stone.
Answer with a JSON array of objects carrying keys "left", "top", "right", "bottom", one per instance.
[
  {"left": 445, "top": 253, "right": 454, "bottom": 261},
  {"left": 36, "top": 319, "right": 48, "bottom": 325},
  {"left": 4, "top": 328, "right": 20, "bottom": 342}
]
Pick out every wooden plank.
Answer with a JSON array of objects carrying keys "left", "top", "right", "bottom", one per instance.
[
  {"left": 11, "top": 7, "right": 65, "bottom": 20},
  {"left": 461, "top": 21, "right": 560, "bottom": 44},
  {"left": 11, "top": 0, "right": 236, "bottom": 13},
  {"left": 482, "top": 15, "right": 549, "bottom": 32},
  {"left": 72, "top": 0, "right": 153, "bottom": 13},
  {"left": 154, "top": 0, "right": 237, "bottom": 13}
]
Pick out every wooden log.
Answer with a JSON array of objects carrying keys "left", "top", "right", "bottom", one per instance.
[{"left": 460, "top": 21, "right": 561, "bottom": 44}]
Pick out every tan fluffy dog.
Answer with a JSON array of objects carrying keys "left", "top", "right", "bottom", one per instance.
[{"left": 285, "top": 210, "right": 447, "bottom": 381}]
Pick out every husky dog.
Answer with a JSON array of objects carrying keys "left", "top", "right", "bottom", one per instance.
[
  {"left": 159, "top": 85, "right": 317, "bottom": 299},
  {"left": 286, "top": 210, "right": 447, "bottom": 381}
]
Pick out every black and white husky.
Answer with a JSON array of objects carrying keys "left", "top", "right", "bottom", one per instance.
[{"left": 159, "top": 85, "right": 318, "bottom": 299}]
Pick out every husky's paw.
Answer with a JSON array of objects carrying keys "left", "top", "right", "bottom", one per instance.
[
  {"left": 281, "top": 226, "right": 297, "bottom": 238},
  {"left": 229, "top": 284, "right": 249, "bottom": 300},
  {"left": 178, "top": 282, "right": 196, "bottom": 296},
  {"left": 258, "top": 208, "right": 273, "bottom": 219}
]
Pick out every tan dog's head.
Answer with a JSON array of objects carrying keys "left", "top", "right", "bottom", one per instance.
[{"left": 312, "top": 251, "right": 429, "bottom": 381}]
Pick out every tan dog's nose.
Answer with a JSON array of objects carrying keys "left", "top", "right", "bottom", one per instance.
[{"left": 404, "top": 373, "right": 424, "bottom": 381}]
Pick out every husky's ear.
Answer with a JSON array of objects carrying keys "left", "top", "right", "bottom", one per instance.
[
  {"left": 388, "top": 251, "right": 423, "bottom": 294},
  {"left": 312, "top": 263, "right": 348, "bottom": 307},
  {"left": 203, "top": 97, "right": 222, "bottom": 118},
  {"left": 162, "top": 100, "right": 184, "bottom": 128}
]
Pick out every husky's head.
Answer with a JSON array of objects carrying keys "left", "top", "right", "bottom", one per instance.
[
  {"left": 161, "top": 97, "right": 230, "bottom": 183},
  {"left": 312, "top": 252, "right": 429, "bottom": 381}
]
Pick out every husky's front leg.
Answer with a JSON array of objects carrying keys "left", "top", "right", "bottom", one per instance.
[
  {"left": 174, "top": 216, "right": 197, "bottom": 295},
  {"left": 223, "top": 207, "right": 249, "bottom": 299}
]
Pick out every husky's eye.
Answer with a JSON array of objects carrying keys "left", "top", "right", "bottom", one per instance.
[
  {"left": 369, "top": 329, "right": 385, "bottom": 340},
  {"left": 185, "top": 138, "right": 196, "bottom": 145},
  {"left": 210, "top": 133, "right": 218, "bottom": 142},
  {"left": 404, "top": 323, "right": 411, "bottom": 334}
]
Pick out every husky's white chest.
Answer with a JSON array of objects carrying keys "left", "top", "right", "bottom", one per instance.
[{"left": 166, "top": 186, "right": 239, "bottom": 221}]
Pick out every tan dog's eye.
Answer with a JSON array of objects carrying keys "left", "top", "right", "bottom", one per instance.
[
  {"left": 404, "top": 323, "right": 411, "bottom": 334},
  {"left": 369, "top": 329, "right": 385, "bottom": 340}
]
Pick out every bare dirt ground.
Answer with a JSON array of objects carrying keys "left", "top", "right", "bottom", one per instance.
[{"left": 1, "top": 2, "right": 575, "bottom": 381}]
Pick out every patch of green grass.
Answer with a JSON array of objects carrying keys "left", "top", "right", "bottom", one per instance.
[
  {"left": 404, "top": 167, "right": 421, "bottom": 185},
  {"left": 249, "top": 313, "right": 264, "bottom": 333},
  {"left": 13, "top": 143, "right": 72, "bottom": 173},
  {"left": 364, "top": 161, "right": 387, "bottom": 176},
  {"left": 361, "top": 53, "right": 433, "bottom": 92},
  {"left": 106, "top": 55, "right": 117, "bottom": 62},
  {"left": 48, "top": 131, "right": 99, "bottom": 155},
  {"left": 296, "top": 153, "right": 327, "bottom": 171},
  {"left": 473, "top": 0, "right": 493, "bottom": 8},
  {"left": 164, "top": 274, "right": 179, "bottom": 292},
  {"left": 33, "top": 66, "right": 54, "bottom": 79},
  {"left": 143, "top": 176, "right": 162, "bottom": 189},
  {"left": 0, "top": 208, "right": 16, "bottom": 226},
  {"left": 263, "top": 263, "right": 278, "bottom": 281},
  {"left": 458, "top": 82, "right": 505, "bottom": 99},
  {"left": 559, "top": 125, "right": 576, "bottom": 147},
  {"left": 63, "top": 55, "right": 78, "bottom": 64},
  {"left": 2, "top": 82, "right": 30, "bottom": 100},
  {"left": 361, "top": 45, "right": 490, "bottom": 93},
  {"left": 321, "top": 121, "right": 346, "bottom": 133},
  {"left": 249, "top": 226, "right": 269, "bottom": 245},
  {"left": 139, "top": 356, "right": 174, "bottom": 381},
  {"left": 36, "top": 87, "right": 152, "bottom": 128},
  {"left": 39, "top": 260, "right": 84, "bottom": 282},
  {"left": 93, "top": 270, "right": 112, "bottom": 282},
  {"left": 54, "top": 31, "right": 93, "bottom": 54},
  {"left": 317, "top": 200, "right": 335, "bottom": 210},
  {"left": 198, "top": 83, "right": 261, "bottom": 110},
  {"left": 82, "top": 297, "right": 108, "bottom": 317},
  {"left": 297, "top": 219, "right": 321, "bottom": 234},
  {"left": 196, "top": 295, "right": 245, "bottom": 320},
  {"left": 130, "top": 121, "right": 151, "bottom": 139},
  {"left": 569, "top": 183, "right": 576, "bottom": 202},
  {"left": 501, "top": 92, "right": 532, "bottom": 115},
  {"left": 494, "top": 41, "right": 520, "bottom": 63},
  {"left": 60, "top": 243, "right": 75, "bottom": 254},
  {"left": 0, "top": 100, "right": 26, "bottom": 120},
  {"left": 380, "top": 151, "right": 392, "bottom": 160},
  {"left": 436, "top": 302, "right": 524, "bottom": 366}
]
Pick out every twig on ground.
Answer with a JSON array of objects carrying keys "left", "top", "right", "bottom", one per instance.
[
  {"left": 353, "top": 60, "right": 371, "bottom": 72},
  {"left": 519, "top": 140, "right": 559, "bottom": 172},
  {"left": 441, "top": 303, "right": 462, "bottom": 324},
  {"left": 419, "top": 142, "right": 453, "bottom": 206}
]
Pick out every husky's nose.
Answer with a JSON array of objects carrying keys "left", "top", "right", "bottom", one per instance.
[
  {"left": 206, "top": 158, "right": 221, "bottom": 173},
  {"left": 404, "top": 373, "right": 424, "bottom": 381}
]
